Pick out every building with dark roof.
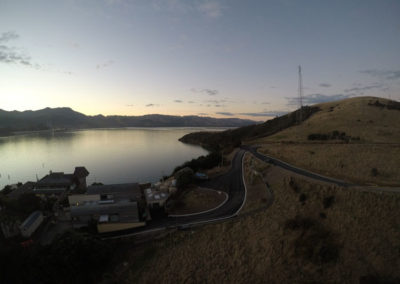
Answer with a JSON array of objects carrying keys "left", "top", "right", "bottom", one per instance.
[
  {"left": 34, "top": 167, "right": 89, "bottom": 197},
  {"left": 86, "top": 183, "right": 142, "bottom": 201},
  {"left": 69, "top": 183, "right": 145, "bottom": 233}
]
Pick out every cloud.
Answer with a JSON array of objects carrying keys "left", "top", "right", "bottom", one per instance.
[
  {"left": 206, "top": 99, "right": 226, "bottom": 104},
  {"left": 360, "top": 69, "right": 400, "bottom": 80},
  {"left": 197, "top": 1, "right": 223, "bottom": 19},
  {"left": 216, "top": 111, "right": 234, "bottom": 116},
  {"left": 0, "top": 31, "right": 40, "bottom": 68},
  {"left": 319, "top": 83, "right": 331, "bottom": 88},
  {"left": 151, "top": 0, "right": 223, "bottom": 19},
  {"left": 239, "top": 111, "right": 288, "bottom": 117},
  {"left": 96, "top": 60, "right": 114, "bottom": 69},
  {"left": 197, "top": 112, "right": 208, "bottom": 115},
  {"left": 344, "top": 83, "right": 383, "bottom": 94},
  {"left": 146, "top": 103, "right": 158, "bottom": 107},
  {"left": 174, "top": 99, "right": 183, "bottom": 103},
  {"left": 286, "top": 94, "right": 352, "bottom": 106},
  {"left": 188, "top": 101, "right": 195, "bottom": 104},
  {"left": 0, "top": 31, "right": 19, "bottom": 43},
  {"left": 191, "top": 88, "right": 219, "bottom": 96},
  {"left": 214, "top": 104, "right": 224, "bottom": 107},
  {"left": 126, "top": 104, "right": 134, "bottom": 107}
]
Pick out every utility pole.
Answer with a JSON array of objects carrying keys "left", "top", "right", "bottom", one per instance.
[{"left": 298, "top": 65, "right": 303, "bottom": 123}]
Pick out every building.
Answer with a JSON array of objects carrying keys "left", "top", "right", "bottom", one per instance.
[
  {"left": 144, "top": 188, "right": 169, "bottom": 209},
  {"left": 74, "top": 167, "right": 90, "bottom": 190},
  {"left": 70, "top": 200, "right": 144, "bottom": 233},
  {"left": 86, "top": 183, "right": 143, "bottom": 201},
  {"left": 19, "top": 211, "right": 44, "bottom": 238},
  {"left": 7, "top": 181, "right": 35, "bottom": 200},
  {"left": 69, "top": 183, "right": 145, "bottom": 233},
  {"left": 34, "top": 167, "right": 89, "bottom": 198}
]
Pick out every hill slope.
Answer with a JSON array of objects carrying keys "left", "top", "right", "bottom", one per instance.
[
  {"left": 253, "top": 96, "right": 400, "bottom": 185},
  {"left": 261, "top": 96, "right": 400, "bottom": 143},
  {"left": 180, "top": 96, "right": 400, "bottom": 185},
  {"left": 179, "top": 105, "right": 320, "bottom": 150},
  {"left": 0, "top": 107, "right": 258, "bottom": 135}
]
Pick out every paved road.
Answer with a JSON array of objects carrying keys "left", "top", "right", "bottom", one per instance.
[
  {"left": 104, "top": 144, "right": 399, "bottom": 239},
  {"left": 241, "top": 145, "right": 352, "bottom": 187},
  {"left": 102, "top": 149, "right": 247, "bottom": 238}
]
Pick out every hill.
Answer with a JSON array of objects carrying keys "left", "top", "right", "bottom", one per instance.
[
  {"left": 0, "top": 107, "right": 258, "bottom": 135},
  {"left": 179, "top": 105, "right": 320, "bottom": 150},
  {"left": 252, "top": 96, "right": 400, "bottom": 185},
  {"left": 180, "top": 96, "right": 400, "bottom": 185},
  {"left": 97, "top": 96, "right": 400, "bottom": 283},
  {"left": 105, "top": 152, "right": 400, "bottom": 283}
]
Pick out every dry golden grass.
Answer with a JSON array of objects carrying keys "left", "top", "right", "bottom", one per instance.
[
  {"left": 113, "top": 164, "right": 400, "bottom": 283},
  {"left": 240, "top": 153, "right": 271, "bottom": 214},
  {"left": 169, "top": 186, "right": 227, "bottom": 215},
  {"left": 258, "top": 143, "right": 400, "bottom": 186},
  {"left": 251, "top": 96, "right": 400, "bottom": 185},
  {"left": 205, "top": 148, "right": 239, "bottom": 178},
  {"left": 256, "top": 96, "right": 400, "bottom": 143}
]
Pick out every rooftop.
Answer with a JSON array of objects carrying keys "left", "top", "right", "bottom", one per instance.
[
  {"left": 70, "top": 200, "right": 139, "bottom": 223},
  {"left": 87, "top": 183, "right": 142, "bottom": 201},
  {"left": 74, "top": 167, "right": 89, "bottom": 178},
  {"left": 36, "top": 172, "right": 74, "bottom": 188}
]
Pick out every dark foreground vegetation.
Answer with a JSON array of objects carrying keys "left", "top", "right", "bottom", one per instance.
[
  {"left": 0, "top": 231, "right": 113, "bottom": 283},
  {"left": 308, "top": 130, "right": 360, "bottom": 142},
  {"left": 172, "top": 151, "right": 222, "bottom": 175}
]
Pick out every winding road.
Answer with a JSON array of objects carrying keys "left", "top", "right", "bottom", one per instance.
[
  {"left": 103, "top": 145, "right": 398, "bottom": 239},
  {"left": 241, "top": 145, "right": 352, "bottom": 187},
  {"left": 103, "top": 149, "right": 247, "bottom": 238}
]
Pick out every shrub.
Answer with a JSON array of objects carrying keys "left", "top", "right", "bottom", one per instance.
[
  {"left": 371, "top": 168, "right": 379, "bottom": 177},
  {"left": 286, "top": 216, "right": 339, "bottom": 264},
  {"left": 323, "top": 196, "right": 335, "bottom": 209},
  {"left": 173, "top": 151, "right": 220, "bottom": 175},
  {"left": 288, "top": 177, "right": 300, "bottom": 193},
  {"left": 299, "top": 193, "right": 307, "bottom": 205}
]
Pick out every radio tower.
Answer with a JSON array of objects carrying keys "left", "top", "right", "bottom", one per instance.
[{"left": 298, "top": 65, "right": 304, "bottom": 123}]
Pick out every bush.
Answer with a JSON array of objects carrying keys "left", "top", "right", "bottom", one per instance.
[
  {"left": 288, "top": 177, "right": 300, "bottom": 193},
  {"left": 286, "top": 216, "right": 339, "bottom": 264},
  {"left": 174, "top": 167, "right": 194, "bottom": 189},
  {"left": 173, "top": 151, "right": 221, "bottom": 175},
  {"left": 323, "top": 196, "right": 335, "bottom": 209},
  {"left": 371, "top": 168, "right": 379, "bottom": 177},
  {"left": 299, "top": 193, "right": 307, "bottom": 205}
]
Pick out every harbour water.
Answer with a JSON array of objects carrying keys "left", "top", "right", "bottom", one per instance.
[{"left": 0, "top": 127, "right": 222, "bottom": 189}]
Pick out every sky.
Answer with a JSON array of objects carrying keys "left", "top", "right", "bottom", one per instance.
[{"left": 1, "top": 0, "right": 399, "bottom": 120}]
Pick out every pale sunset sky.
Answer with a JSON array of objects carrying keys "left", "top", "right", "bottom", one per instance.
[{"left": 1, "top": 0, "right": 399, "bottom": 120}]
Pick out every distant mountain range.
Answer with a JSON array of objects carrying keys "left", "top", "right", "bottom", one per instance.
[{"left": 0, "top": 107, "right": 259, "bottom": 135}]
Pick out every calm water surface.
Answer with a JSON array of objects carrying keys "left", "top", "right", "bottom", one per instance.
[{"left": 0, "top": 127, "right": 222, "bottom": 189}]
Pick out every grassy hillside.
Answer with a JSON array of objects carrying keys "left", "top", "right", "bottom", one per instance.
[
  {"left": 101, "top": 96, "right": 400, "bottom": 282},
  {"left": 252, "top": 96, "right": 400, "bottom": 185},
  {"left": 255, "top": 96, "right": 400, "bottom": 143},
  {"left": 108, "top": 155, "right": 400, "bottom": 283},
  {"left": 179, "top": 106, "right": 320, "bottom": 150}
]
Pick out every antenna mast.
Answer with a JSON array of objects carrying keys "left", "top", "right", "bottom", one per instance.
[{"left": 298, "top": 65, "right": 303, "bottom": 123}]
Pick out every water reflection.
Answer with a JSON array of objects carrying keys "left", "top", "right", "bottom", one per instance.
[{"left": 0, "top": 128, "right": 217, "bottom": 189}]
